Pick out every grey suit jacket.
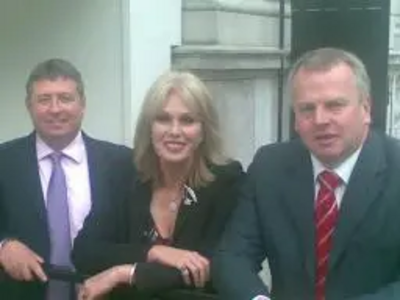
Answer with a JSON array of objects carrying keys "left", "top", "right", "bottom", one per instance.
[{"left": 213, "top": 131, "right": 400, "bottom": 300}]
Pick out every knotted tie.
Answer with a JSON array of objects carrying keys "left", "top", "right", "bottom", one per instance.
[
  {"left": 46, "top": 152, "right": 72, "bottom": 300},
  {"left": 315, "top": 170, "right": 340, "bottom": 300}
]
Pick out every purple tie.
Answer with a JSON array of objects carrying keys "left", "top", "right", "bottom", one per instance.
[{"left": 46, "top": 152, "right": 72, "bottom": 300}]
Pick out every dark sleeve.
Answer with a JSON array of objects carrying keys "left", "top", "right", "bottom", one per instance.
[
  {"left": 133, "top": 160, "right": 245, "bottom": 293},
  {"left": 72, "top": 154, "right": 151, "bottom": 275},
  {"left": 343, "top": 281, "right": 400, "bottom": 300},
  {"left": 0, "top": 149, "right": 7, "bottom": 243},
  {"left": 199, "top": 160, "right": 245, "bottom": 258},
  {"left": 134, "top": 262, "right": 183, "bottom": 292},
  {"left": 212, "top": 153, "right": 271, "bottom": 300},
  {"left": 0, "top": 175, "right": 4, "bottom": 242}
]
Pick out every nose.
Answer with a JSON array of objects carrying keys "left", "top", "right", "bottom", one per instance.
[
  {"left": 314, "top": 106, "right": 329, "bottom": 125},
  {"left": 169, "top": 120, "right": 182, "bottom": 135},
  {"left": 48, "top": 98, "right": 62, "bottom": 113}
]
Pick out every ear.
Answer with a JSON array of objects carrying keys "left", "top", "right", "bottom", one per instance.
[
  {"left": 294, "top": 115, "right": 300, "bottom": 134},
  {"left": 362, "top": 96, "right": 372, "bottom": 125},
  {"left": 25, "top": 97, "right": 31, "bottom": 110}
]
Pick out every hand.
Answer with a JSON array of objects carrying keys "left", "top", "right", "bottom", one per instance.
[
  {"left": 0, "top": 239, "right": 47, "bottom": 282},
  {"left": 147, "top": 245, "right": 210, "bottom": 288},
  {"left": 78, "top": 265, "right": 133, "bottom": 300}
]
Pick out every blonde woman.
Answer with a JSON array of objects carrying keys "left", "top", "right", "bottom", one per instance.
[{"left": 72, "top": 71, "right": 243, "bottom": 299}]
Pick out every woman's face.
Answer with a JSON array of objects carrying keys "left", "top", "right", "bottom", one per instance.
[{"left": 151, "top": 92, "right": 203, "bottom": 165}]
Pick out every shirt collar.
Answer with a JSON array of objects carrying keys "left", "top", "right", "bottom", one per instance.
[
  {"left": 310, "top": 146, "right": 363, "bottom": 186},
  {"left": 36, "top": 131, "right": 85, "bottom": 164}
]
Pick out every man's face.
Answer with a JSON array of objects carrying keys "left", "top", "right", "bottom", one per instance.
[
  {"left": 26, "top": 77, "right": 85, "bottom": 148},
  {"left": 292, "top": 63, "right": 371, "bottom": 167}
]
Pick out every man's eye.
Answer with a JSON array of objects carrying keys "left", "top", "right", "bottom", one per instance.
[
  {"left": 36, "top": 97, "right": 51, "bottom": 104},
  {"left": 327, "top": 101, "right": 345, "bottom": 110},
  {"left": 59, "top": 94, "right": 75, "bottom": 103},
  {"left": 298, "top": 105, "right": 314, "bottom": 114}
]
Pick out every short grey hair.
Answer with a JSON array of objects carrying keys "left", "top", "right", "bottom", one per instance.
[
  {"left": 287, "top": 47, "right": 371, "bottom": 100},
  {"left": 134, "top": 70, "right": 228, "bottom": 188}
]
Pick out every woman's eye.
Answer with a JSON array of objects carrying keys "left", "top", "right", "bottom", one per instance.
[{"left": 155, "top": 114, "right": 170, "bottom": 123}]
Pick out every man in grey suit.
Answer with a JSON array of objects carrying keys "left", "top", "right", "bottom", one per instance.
[{"left": 213, "top": 48, "right": 400, "bottom": 300}]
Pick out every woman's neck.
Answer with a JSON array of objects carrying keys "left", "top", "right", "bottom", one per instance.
[{"left": 158, "top": 159, "right": 191, "bottom": 188}]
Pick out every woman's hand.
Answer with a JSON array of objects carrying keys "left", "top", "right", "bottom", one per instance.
[
  {"left": 78, "top": 265, "right": 133, "bottom": 300},
  {"left": 147, "top": 245, "right": 210, "bottom": 288}
]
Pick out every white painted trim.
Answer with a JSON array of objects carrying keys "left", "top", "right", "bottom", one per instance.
[
  {"left": 121, "top": 0, "right": 182, "bottom": 146},
  {"left": 120, "top": 0, "right": 133, "bottom": 146}
]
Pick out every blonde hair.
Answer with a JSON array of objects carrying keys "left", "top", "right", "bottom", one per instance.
[{"left": 134, "top": 70, "right": 228, "bottom": 188}]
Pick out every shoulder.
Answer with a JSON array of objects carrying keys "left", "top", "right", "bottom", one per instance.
[
  {"left": 83, "top": 135, "right": 132, "bottom": 164},
  {"left": 83, "top": 135, "right": 135, "bottom": 179},
  {"left": 250, "top": 139, "right": 306, "bottom": 171},
  {"left": 0, "top": 135, "right": 33, "bottom": 158},
  {"left": 209, "top": 160, "right": 244, "bottom": 183},
  {"left": 254, "top": 139, "right": 303, "bottom": 161},
  {"left": 376, "top": 132, "right": 400, "bottom": 166},
  {"left": 84, "top": 135, "right": 131, "bottom": 155}
]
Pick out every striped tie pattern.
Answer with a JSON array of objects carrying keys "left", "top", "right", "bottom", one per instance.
[{"left": 315, "top": 170, "right": 340, "bottom": 300}]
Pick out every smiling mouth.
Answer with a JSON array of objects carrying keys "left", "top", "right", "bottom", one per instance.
[
  {"left": 47, "top": 122, "right": 65, "bottom": 126},
  {"left": 164, "top": 142, "right": 186, "bottom": 151}
]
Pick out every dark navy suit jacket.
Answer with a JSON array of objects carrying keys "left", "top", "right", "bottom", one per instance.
[{"left": 0, "top": 132, "right": 132, "bottom": 300}]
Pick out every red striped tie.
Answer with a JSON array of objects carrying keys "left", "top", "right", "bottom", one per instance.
[{"left": 315, "top": 170, "right": 340, "bottom": 300}]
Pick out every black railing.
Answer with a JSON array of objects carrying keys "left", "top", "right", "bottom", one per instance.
[
  {"left": 0, "top": 267, "right": 218, "bottom": 300},
  {"left": 0, "top": 264, "right": 86, "bottom": 284},
  {"left": 277, "top": 0, "right": 286, "bottom": 142}
]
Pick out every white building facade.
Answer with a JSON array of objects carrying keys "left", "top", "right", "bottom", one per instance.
[{"left": 0, "top": 0, "right": 399, "bottom": 166}]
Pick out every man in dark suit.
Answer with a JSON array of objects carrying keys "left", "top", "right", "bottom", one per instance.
[
  {"left": 212, "top": 47, "right": 400, "bottom": 300},
  {"left": 0, "top": 59, "right": 131, "bottom": 299}
]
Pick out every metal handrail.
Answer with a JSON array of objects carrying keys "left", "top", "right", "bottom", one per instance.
[
  {"left": 0, "top": 266, "right": 218, "bottom": 300},
  {"left": 0, "top": 264, "right": 87, "bottom": 283}
]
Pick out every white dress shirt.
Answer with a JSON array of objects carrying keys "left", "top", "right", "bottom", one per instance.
[
  {"left": 36, "top": 132, "right": 92, "bottom": 244},
  {"left": 311, "top": 146, "right": 362, "bottom": 207}
]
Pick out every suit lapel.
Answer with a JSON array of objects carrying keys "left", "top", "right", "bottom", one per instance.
[
  {"left": 281, "top": 141, "right": 316, "bottom": 280},
  {"left": 24, "top": 134, "right": 48, "bottom": 229},
  {"left": 128, "top": 180, "right": 153, "bottom": 242},
  {"left": 329, "top": 132, "right": 386, "bottom": 269},
  {"left": 83, "top": 134, "right": 101, "bottom": 204},
  {"left": 173, "top": 187, "right": 199, "bottom": 239}
]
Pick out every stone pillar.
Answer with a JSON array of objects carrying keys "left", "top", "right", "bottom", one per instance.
[{"left": 175, "top": 0, "right": 290, "bottom": 166}]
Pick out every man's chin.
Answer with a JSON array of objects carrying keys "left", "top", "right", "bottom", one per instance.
[
  {"left": 38, "top": 130, "right": 78, "bottom": 146},
  {"left": 313, "top": 150, "right": 343, "bottom": 167}
]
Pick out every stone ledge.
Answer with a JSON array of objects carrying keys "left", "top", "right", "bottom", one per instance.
[
  {"left": 389, "top": 51, "right": 400, "bottom": 67},
  {"left": 182, "top": 0, "right": 291, "bottom": 47},
  {"left": 183, "top": 0, "right": 291, "bottom": 17},
  {"left": 172, "top": 45, "right": 289, "bottom": 70}
]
